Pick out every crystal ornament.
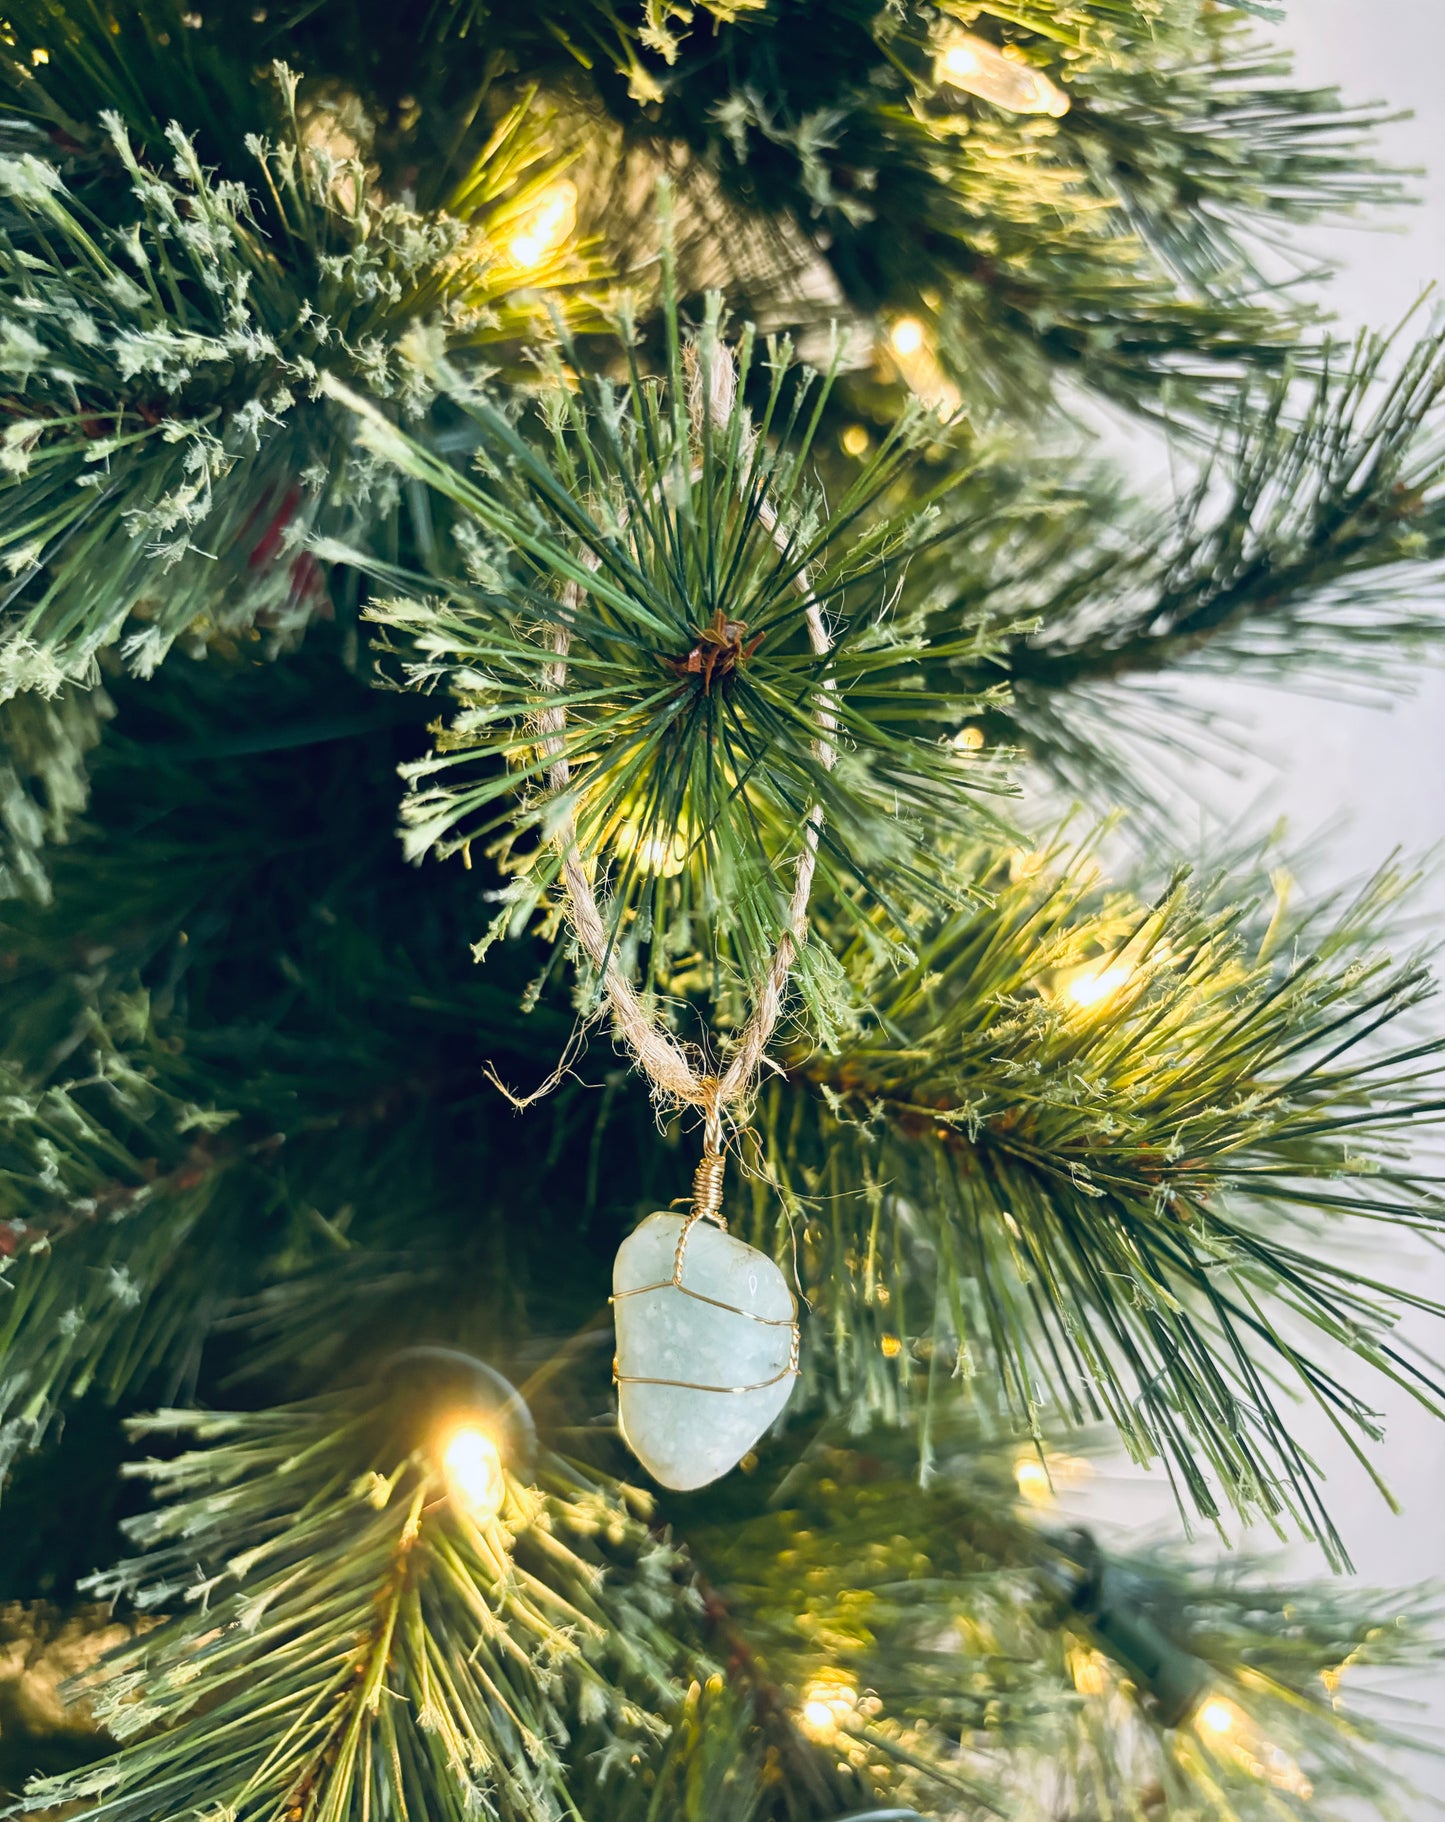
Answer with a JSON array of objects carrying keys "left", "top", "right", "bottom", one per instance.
[{"left": 613, "top": 1210, "right": 799, "bottom": 1490}]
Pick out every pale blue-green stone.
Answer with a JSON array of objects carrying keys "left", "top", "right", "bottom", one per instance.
[{"left": 613, "top": 1212, "right": 796, "bottom": 1490}]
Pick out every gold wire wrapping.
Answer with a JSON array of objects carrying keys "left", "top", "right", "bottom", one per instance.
[
  {"left": 612, "top": 1143, "right": 801, "bottom": 1397},
  {"left": 690, "top": 1152, "right": 726, "bottom": 1228}
]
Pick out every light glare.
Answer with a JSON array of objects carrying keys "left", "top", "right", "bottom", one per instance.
[
  {"left": 506, "top": 180, "right": 577, "bottom": 271},
  {"left": 442, "top": 1423, "right": 505, "bottom": 1521},
  {"left": 933, "top": 31, "right": 1070, "bottom": 117},
  {"left": 1194, "top": 1694, "right": 1313, "bottom": 1799},
  {"left": 939, "top": 42, "right": 980, "bottom": 81},
  {"left": 890, "top": 316, "right": 925, "bottom": 357},
  {"left": 1198, "top": 1697, "right": 1239, "bottom": 1737},
  {"left": 1068, "top": 963, "right": 1131, "bottom": 1008},
  {"left": 1014, "top": 1456, "right": 1051, "bottom": 1504},
  {"left": 615, "top": 817, "right": 691, "bottom": 878},
  {"left": 798, "top": 1673, "right": 857, "bottom": 1741}
]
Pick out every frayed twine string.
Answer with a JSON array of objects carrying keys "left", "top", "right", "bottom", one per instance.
[{"left": 520, "top": 337, "right": 835, "bottom": 1147}]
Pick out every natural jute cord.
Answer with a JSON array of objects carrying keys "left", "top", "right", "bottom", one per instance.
[{"left": 535, "top": 342, "right": 836, "bottom": 1158}]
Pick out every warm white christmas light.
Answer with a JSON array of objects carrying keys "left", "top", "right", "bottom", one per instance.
[
  {"left": 506, "top": 179, "right": 578, "bottom": 271},
  {"left": 614, "top": 816, "right": 691, "bottom": 878},
  {"left": 442, "top": 1423, "right": 505, "bottom": 1521},
  {"left": 1194, "top": 1694, "right": 1313, "bottom": 1799},
  {"left": 890, "top": 316, "right": 926, "bottom": 358},
  {"left": 1197, "top": 1697, "right": 1239, "bottom": 1737},
  {"left": 1067, "top": 963, "right": 1132, "bottom": 1007},
  {"left": 884, "top": 316, "right": 962, "bottom": 415},
  {"left": 1014, "top": 1456, "right": 1051, "bottom": 1504},
  {"left": 799, "top": 1672, "right": 858, "bottom": 1741},
  {"left": 934, "top": 32, "right": 1070, "bottom": 118}
]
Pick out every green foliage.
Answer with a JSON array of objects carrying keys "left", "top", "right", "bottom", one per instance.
[
  {"left": 26, "top": 1396, "right": 699, "bottom": 1822},
  {"left": 393, "top": 0, "right": 1406, "bottom": 420},
  {"left": 0, "top": 637, "right": 681, "bottom": 1499},
  {"left": 6, "top": 0, "right": 1403, "bottom": 431},
  {"left": 0, "top": 882, "right": 255, "bottom": 1481},
  {"left": 4, "top": 641, "right": 1438, "bottom": 1820},
  {"left": 737, "top": 836, "right": 1445, "bottom": 1558},
  {"left": 0, "top": 3, "right": 1440, "bottom": 1820},
  {"left": 0, "top": 65, "right": 571, "bottom": 695},
  {"left": 344, "top": 280, "right": 1011, "bottom": 1023},
  {"left": 942, "top": 318, "right": 1445, "bottom": 797},
  {"left": 0, "top": 681, "right": 108, "bottom": 900},
  {"left": 21, "top": 1400, "right": 1440, "bottom": 1822},
  {"left": 696, "top": 1424, "right": 1441, "bottom": 1821}
]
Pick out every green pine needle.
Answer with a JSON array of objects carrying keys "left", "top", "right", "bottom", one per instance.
[
  {"left": 27, "top": 1394, "right": 700, "bottom": 1822},
  {"left": 0, "top": 71, "right": 574, "bottom": 694},
  {"left": 737, "top": 836, "right": 1445, "bottom": 1556},
  {"left": 340, "top": 274, "right": 1012, "bottom": 1024}
]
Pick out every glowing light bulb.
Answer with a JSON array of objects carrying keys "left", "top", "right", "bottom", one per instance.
[
  {"left": 934, "top": 32, "right": 1070, "bottom": 118},
  {"left": 1067, "top": 963, "right": 1132, "bottom": 1008},
  {"left": 1194, "top": 1694, "right": 1313, "bottom": 1799},
  {"left": 1014, "top": 1456, "right": 1051, "bottom": 1505},
  {"left": 442, "top": 1423, "right": 505, "bottom": 1522},
  {"left": 890, "top": 316, "right": 926, "bottom": 358},
  {"left": 798, "top": 1673, "right": 857, "bottom": 1741},
  {"left": 939, "top": 40, "right": 980, "bottom": 81},
  {"left": 1197, "top": 1698, "right": 1239, "bottom": 1737},
  {"left": 883, "top": 315, "right": 961, "bottom": 415},
  {"left": 505, "top": 179, "right": 578, "bottom": 271},
  {"left": 639, "top": 835, "right": 686, "bottom": 875}
]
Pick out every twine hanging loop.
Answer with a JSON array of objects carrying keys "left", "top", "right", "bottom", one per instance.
[{"left": 535, "top": 339, "right": 835, "bottom": 1156}]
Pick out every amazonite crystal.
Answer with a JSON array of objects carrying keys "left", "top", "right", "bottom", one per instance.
[{"left": 613, "top": 1212, "right": 797, "bottom": 1490}]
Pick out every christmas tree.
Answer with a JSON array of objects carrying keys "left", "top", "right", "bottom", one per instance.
[{"left": 1, "top": 1, "right": 1444, "bottom": 1816}]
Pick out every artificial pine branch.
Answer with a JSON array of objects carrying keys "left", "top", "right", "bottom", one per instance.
[
  {"left": 0, "top": 5, "right": 1441, "bottom": 1819},
  {"left": 410, "top": 0, "right": 1407, "bottom": 420},
  {"left": 342, "top": 276, "right": 1012, "bottom": 1027},
  {"left": 0, "top": 67, "right": 576, "bottom": 695},
  {"left": 945, "top": 318, "right": 1445, "bottom": 798},
  {"left": 26, "top": 1394, "right": 700, "bottom": 1822},
  {"left": 734, "top": 836, "right": 1445, "bottom": 1555},
  {"left": 22, "top": 1398, "right": 1436, "bottom": 1822},
  {"left": 5, "top": 0, "right": 1406, "bottom": 441},
  {"left": 0, "top": 681, "right": 109, "bottom": 901},
  {"left": 0, "top": 637, "right": 685, "bottom": 1498},
  {"left": 693, "top": 1421, "right": 1440, "bottom": 1821}
]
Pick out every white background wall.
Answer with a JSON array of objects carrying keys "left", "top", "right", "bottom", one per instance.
[{"left": 1104, "top": 4, "right": 1445, "bottom": 1808}]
